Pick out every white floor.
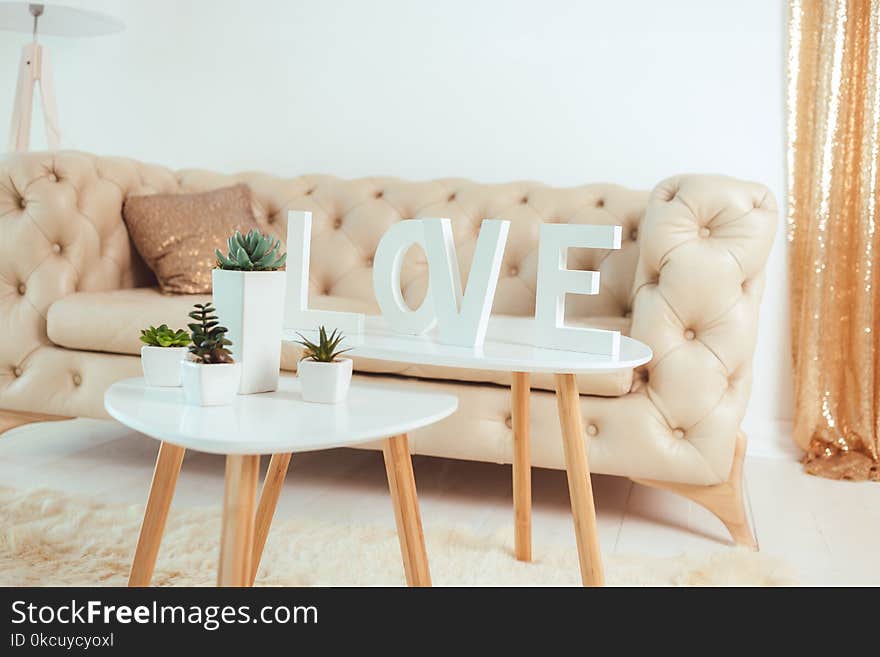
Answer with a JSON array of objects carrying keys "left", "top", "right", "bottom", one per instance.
[{"left": 1, "top": 418, "right": 877, "bottom": 586}]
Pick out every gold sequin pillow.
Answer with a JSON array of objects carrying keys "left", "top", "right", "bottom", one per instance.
[{"left": 123, "top": 184, "right": 259, "bottom": 294}]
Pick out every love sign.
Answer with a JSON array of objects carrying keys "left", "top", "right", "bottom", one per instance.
[{"left": 284, "top": 210, "right": 621, "bottom": 356}]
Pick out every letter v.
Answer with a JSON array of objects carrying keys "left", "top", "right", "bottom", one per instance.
[{"left": 423, "top": 218, "right": 510, "bottom": 347}]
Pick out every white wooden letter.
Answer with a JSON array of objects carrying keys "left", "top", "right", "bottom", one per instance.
[
  {"left": 372, "top": 219, "right": 437, "bottom": 335},
  {"left": 535, "top": 224, "right": 622, "bottom": 356},
  {"left": 284, "top": 211, "right": 365, "bottom": 333},
  {"left": 423, "top": 218, "right": 510, "bottom": 348}
]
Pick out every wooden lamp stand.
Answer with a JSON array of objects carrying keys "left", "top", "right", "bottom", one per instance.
[{"left": 8, "top": 5, "right": 60, "bottom": 151}]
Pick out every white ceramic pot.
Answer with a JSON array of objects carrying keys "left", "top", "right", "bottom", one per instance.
[
  {"left": 212, "top": 269, "right": 286, "bottom": 395},
  {"left": 297, "top": 358, "right": 353, "bottom": 404},
  {"left": 141, "top": 346, "right": 188, "bottom": 387},
  {"left": 181, "top": 360, "right": 241, "bottom": 406}
]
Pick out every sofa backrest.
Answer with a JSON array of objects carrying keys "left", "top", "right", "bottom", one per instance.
[{"left": 0, "top": 152, "right": 651, "bottom": 324}]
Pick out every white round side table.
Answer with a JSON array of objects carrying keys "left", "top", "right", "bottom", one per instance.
[
  {"left": 105, "top": 377, "right": 458, "bottom": 587},
  {"left": 285, "top": 315, "right": 652, "bottom": 586}
]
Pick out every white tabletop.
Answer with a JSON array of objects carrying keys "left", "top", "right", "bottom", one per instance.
[
  {"left": 104, "top": 377, "right": 458, "bottom": 455},
  {"left": 283, "top": 315, "right": 651, "bottom": 374}
]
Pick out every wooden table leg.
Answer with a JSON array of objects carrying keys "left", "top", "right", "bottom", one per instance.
[
  {"left": 217, "top": 454, "right": 260, "bottom": 587},
  {"left": 128, "top": 441, "right": 185, "bottom": 587},
  {"left": 383, "top": 434, "right": 431, "bottom": 587},
  {"left": 554, "top": 373, "right": 604, "bottom": 587},
  {"left": 250, "top": 452, "right": 292, "bottom": 585},
  {"left": 512, "top": 371, "right": 532, "bottom": 562}
]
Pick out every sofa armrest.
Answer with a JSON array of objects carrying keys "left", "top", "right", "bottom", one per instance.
[
  {"left": 629, "top": 174, "right": 777, "bottom": 480},
  {"left": 0, "top": 151, "right": 177, "bottom": 400}
]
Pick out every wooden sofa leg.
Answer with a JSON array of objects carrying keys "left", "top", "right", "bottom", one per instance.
[
  {"left": 631, "top": 431, "right": 757, "bottom": 550},
  {"left": 0, "top": 410, "right": 71, "bottom": 436}
]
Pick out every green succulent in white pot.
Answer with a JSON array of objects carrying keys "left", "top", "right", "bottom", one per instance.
[
  {"left": 295, "top": 327, "right": 353, "bottom": 404},
  {"left": 139, "top": 324, "right": 191, "bottom": 387},
  {"left": 180, "top": 303, "right": 241, "bottom": 406},
  {"left": 212, "top": 228, "right": 287, "bottom": 396}
]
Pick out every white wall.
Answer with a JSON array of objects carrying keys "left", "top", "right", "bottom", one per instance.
[{"left": 0, "top": 0, "right": 795, "bottom": 456}]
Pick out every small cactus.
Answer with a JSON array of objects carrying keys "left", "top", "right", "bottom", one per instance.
[{"left": 215, "top": 229, "right": 287, "bottom": 271}]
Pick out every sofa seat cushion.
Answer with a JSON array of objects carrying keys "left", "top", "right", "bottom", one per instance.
[
  {"left": 46, "top": 287, "right": 378, "bottom": 356},
  {"left": 48, "top": 288, "right": 211, "bottom": 356},
  {"left": 47, "top": 287, "right": 633, "bottom": 397}
]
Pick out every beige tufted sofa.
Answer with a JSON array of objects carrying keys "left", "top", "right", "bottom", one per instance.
[{"left": 0, "top": 151, "right": 776, "bottom": 544}]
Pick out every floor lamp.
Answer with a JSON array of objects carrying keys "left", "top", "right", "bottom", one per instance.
[{"left": 0, "top": 2, "right": 123, "bottom": 152}]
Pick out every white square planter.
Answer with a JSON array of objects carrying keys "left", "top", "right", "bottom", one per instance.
[
  {"left": 181, "top": 360, "right": 241, "bottom": 406},
  {"left": 297, "top": 358, "right": 353, "bottom": 404},
  {"left": 212, "top": 269, "right": 286, "bottom": 395},
  {"left": 141, "top": 346, "right": 187, "bottom": 387}
]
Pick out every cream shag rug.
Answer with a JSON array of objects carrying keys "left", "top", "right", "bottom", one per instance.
[{"left": 0, "top": 487, "right": 797, "bottom": 586}]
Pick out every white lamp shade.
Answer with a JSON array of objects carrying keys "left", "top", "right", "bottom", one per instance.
[{"left": 0, "top": 1, "right": 123, "bottom": 37}]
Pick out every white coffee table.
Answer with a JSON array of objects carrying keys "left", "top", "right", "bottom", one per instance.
[
  {"left": 105, "top": 377, "right": 458, "bottom": 587},
  {"left": 284, "top": 315, "right": 652, "bottom": 586}
]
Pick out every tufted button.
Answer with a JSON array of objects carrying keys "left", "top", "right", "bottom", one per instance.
[
  {"left": 17, "top": 283, "right": 26, "bottom": 295},
  {"left": 18, "top": 197, "right": 26, "bottom": 209},
  {"left": 521, "top": 196, "right": 529, "bottom": 204},
  {"left": 595, "top": 198, "right": 605, "bottom": 208},
  {"left": 365, "top": 255, "right": 374, "bottom": 266},
  {"left": 699, "top": 226, "right": 711, "bottom": 238},
  {"left": 586, "top": 423, "right": 599, "bottom": 437},
  {"left": 267, "top": 214, "right": 277, "bottom": 224},
  {"left": 504, "top": 415, "right": 512, "bottom": 429},
  {"left": 448, "top": 193, "right": 456, "bottom": 202},
  {"left": 333, "top": 217, "right": 343, "bottom": 229},
  {"left": 684, "top": 328, "right": 696, "bottom": 340},
  {"left": 666, "top": 187, "right": 678, "bottom": 202},
  {"left": 305, "top": 188, "right": 315, "bottom": 196},
  {"left": 375, "top": 190, "right": 384, "bottom": 199},
  {"left": 639, "top": 369, "right": 650, "bottom": 383},
  {"left": 508, "top": 265, "right": 519, "bottom": 277},
  {"left": 52, "top": 243, "right": 62, "bottom": 254},
  {"left": 72, "top": 373, "right": 82, "bottom": 386},
  {"left": 12, "top": 366, "right": 22, "bottom": 378},
  {"left": 623, "top": 310, "right": 632, "bottom": 318},
  {"left": 629, "top": 228, "right": 638, "bottom": 241},
  {"left": 672, "top": 428, "right": 685, "bottom": 439},
  {"left": 48, "top": 173, "right": 57, "bottom": 182}
]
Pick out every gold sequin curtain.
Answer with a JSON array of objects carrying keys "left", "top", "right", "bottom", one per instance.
[{"left": 788, "top": 0, "right": 880, "bottom": 481}]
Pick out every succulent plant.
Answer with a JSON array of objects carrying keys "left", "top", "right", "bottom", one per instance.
[
  {"left": 187, "top": 303, "right": 234, "bottom": 364},
  {"left": 295, "top": 326, "right": 351, "bottom": 363},
  {"left": 140, "top": 324, "right": 191, "bottom": 348},
  {"left": 215, "top": 229, "right": 287, "bottom": 271}
]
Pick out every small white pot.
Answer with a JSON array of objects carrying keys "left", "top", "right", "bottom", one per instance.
[
  {"left": 212, "top": 269, "right": 286, "bottom": 395},
  {"left": 181, "top": 360, "right": 241, "bottom": 406},
  {"left": 141, "top": 346, "right": 188, "bottom": 387},
  {"left": 297, "top": 358, "right": 353, "bottom": 404}
]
